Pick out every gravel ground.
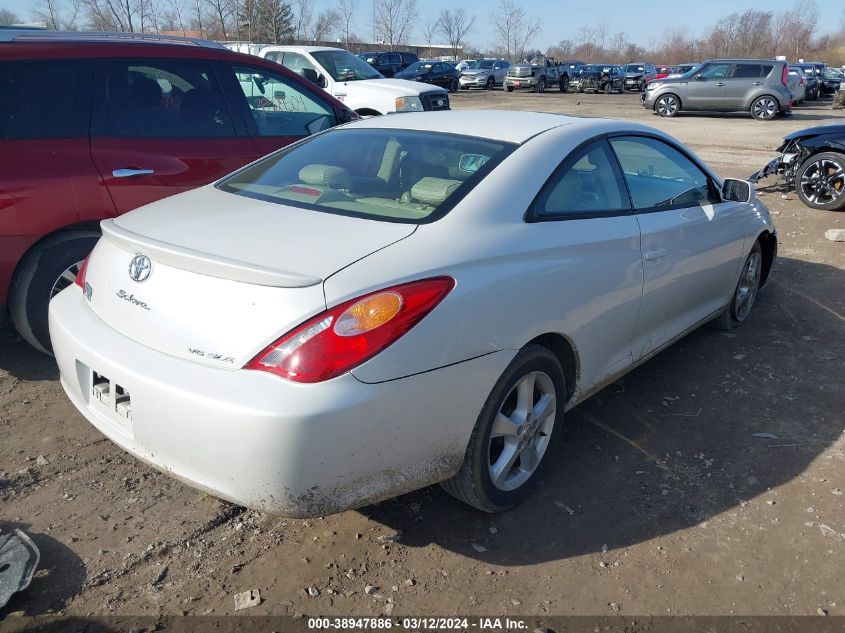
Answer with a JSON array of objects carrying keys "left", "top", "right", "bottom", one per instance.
[{"left": 1, "top": 90, "right": 844, "bottom": 621}]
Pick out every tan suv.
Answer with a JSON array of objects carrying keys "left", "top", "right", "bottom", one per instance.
[{"left": 642, "top": 59, "right": 793, "bottom": 120}]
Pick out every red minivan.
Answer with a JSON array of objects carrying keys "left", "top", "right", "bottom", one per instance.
[{"left": 0, "top": 30, "right": 354, "bottom": 353}]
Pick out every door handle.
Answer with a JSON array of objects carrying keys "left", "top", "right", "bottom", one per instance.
[
  {"left": 715, "top": 82, "right": 725, "bottom": 86},
  {"left": 753, "top": 81, "right": 762, "bottom": 86},
  {"left": 644, "top": 248, "right": 668, "bottom": 261},
  {"left": 112, "top": 168, "right": 154, "bottom": 178}
]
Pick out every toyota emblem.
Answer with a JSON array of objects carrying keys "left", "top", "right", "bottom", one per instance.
[{"left": 128, "top": 254, "right": 152, "bottom": 282}]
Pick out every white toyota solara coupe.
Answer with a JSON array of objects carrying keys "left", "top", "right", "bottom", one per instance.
[{"left": 50, "top": 111, "right": 777, "bottom": 517}]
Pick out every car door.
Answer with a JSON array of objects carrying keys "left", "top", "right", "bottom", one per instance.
[
  {"left": 723, "top": 63, "right": 770, "bottom": 109},
  {"left": 683, "top": 62, "right": 732, "bottom": 109},
  {"left": 526, "top": 139, "right": 643, "bottom": 383},
  {"left": 90, "top": 57, "right": 257, "bottom": 214},
  {"left": 607, "top": 135, "right": 746, "bottom": 361},
  {"left": 494, "top": 61, "right": 508, "bottom": 84},
  {"left": 221, "top": 62, "right": 343, "bottom": 157}
]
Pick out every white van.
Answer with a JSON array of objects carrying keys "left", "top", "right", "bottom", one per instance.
[{"left": 258, "top": 45, "right": 450, "bottom": 116}]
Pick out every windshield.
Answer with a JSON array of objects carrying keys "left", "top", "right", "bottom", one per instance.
[
  {"left": 583, "top": 65, "right": 611, "bottom": 73},
  {"left": 217, "top": 129, "right": 515, "bottom": 224},
  {"left": 673, "top": 64, "right": 698, "bottom": 75},
  {"left": 405, "top": 61, "right": 435, "bottom": 73},
  {"left": 312, "top": 50, "right": 382, "bottom": 81},
  {"left": 468, "top": 60, "right": 496, "bottom": 70},
  {"left": 624, "top": 64, "right": 645, "bottom": 72}
]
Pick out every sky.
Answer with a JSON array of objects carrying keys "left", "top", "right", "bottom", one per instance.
[{"left": 3, "top": 0, "right": 844, "bottom": 51}]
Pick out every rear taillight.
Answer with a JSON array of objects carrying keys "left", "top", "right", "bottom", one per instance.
[
  {"left": 246, "top": 277, "right": 455, "bottom": 383},
  {"left": 781, "top": 65, "right": 788, "bottom": 86},
  {"left": 75, "top": 254, "right": 92, "bottom": 289}
]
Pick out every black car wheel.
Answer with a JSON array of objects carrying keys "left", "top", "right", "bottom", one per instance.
[
  {"left": 450, "top": 77, "right": 459, "bottom": 93},
  {"left": 9, "top": 230, "right": 100, "bottom": 354},
  {"left": 560, "top": 76, "right": 569, "bottom": 93},
  {"left": 535, "top": 77, "right": 546, "bottom": 93},
  {"left": 486, "top": 76, "right": 495, "bottom": 90},
  {"left": 604, "top": 81, "right": 612, "bottom": 94},
  {"left": 795, "top": 152, "right": 845, "bottom": 211}
]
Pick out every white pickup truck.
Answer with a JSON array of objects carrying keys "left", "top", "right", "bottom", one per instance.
[{"left": 257, "top": 46, "right": 450, "bottom": 116}]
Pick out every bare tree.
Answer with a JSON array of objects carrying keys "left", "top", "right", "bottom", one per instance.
[
  {"left": 491, "top": 0, "right": 539, "bottom": 62},
  {"left": 438, "top": 8, "right": 474, "bottom": 58},
  {"left": 204, "top": 0, "right": 233, "bottom": 39},
  {"left": 32, "top": 0, "right": 81, "bottom": 29},
  {"left": 420, "top": 14, "right": 440, "bottom": 57},
  {"left": 0, "top": 8, "right": 20, "bottom": 25},
  {"left": 164, "top": 0, "right": 187, "bottom": 34},
  {"left": 373, "top": 0, "right": 416, "bottom": 47},
  {"left": 292, "top": 0, "right": 311, "bottom": 40},
  {"left": 336, "top": 0, "right": 356, "bottom": 45},
  {"left": 310, "top": 7, "right": 338, "bottom": 42}
]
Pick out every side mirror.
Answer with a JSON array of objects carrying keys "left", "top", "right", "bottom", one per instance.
[
  {"left": 722, "top": 178, "right": 753, "bottom": 203},
  {"left": 301, "top": 68, "right": 319, "bottom": 85}
]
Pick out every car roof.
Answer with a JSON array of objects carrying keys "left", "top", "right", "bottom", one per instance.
[
  {"left": 0, "top": 28, "right": 226, "bottom": 49},
  {"left": 343, "top": 111, "right": 598, "bottom": 144},
  {"left": 261, "top": 45, "right": 345, "bottom": 53}
]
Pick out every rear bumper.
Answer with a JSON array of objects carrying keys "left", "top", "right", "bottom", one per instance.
[{"left": 49, "top": 288, "right": 511, "bottom": 517}]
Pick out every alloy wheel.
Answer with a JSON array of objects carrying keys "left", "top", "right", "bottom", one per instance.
[
  {"left": 752, "top": 97, "right": 777, "bottom": 119},
  {"left": 656, "top": 95, "right": 678, "bottom": 116},
  {"left": 800, "top": 158, "right": 845, "bottom": 206},
  {"left": 487, "top": 371, "right": 556, "bottom": 492},
  {"left": 732, "top": 250, "right": 762, "bottom": 322},
  {"left": 50, "top": 259, "right": 85, "bottom": 299}
]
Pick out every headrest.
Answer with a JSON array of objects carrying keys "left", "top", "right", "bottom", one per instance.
[
  {"left": 298, "top": 164, "right": 351, "bottom": 188},
  {"left": 411, "top": 177, "right": 461, "bottom": 206}
]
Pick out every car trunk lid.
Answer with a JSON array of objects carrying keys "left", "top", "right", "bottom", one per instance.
[{"left": 82, "top": 186, "right": 415, "bottom": 369}]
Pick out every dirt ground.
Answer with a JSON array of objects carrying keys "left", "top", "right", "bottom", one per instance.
[{"left": 1, "top": 90, "right": 844, "bottom": 623}]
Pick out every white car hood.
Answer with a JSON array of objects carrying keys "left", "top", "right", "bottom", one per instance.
[{"left": 340, "top": 78, "right": 447, "bottom": 97}]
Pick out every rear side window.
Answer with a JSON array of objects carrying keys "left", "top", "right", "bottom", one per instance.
[
  {"left": 610, "top": 136, "right": 719, "bottom": 210},
  {"left": 94, "top": 59, "right": 235, "bottom": 138},
  {"left": 532, "top": 140, "right": 630, "bottom": 219},
  {"left": 732, "top": 64, "right": 773, "bottom": 78},
  {"left": 0, "top": 60, "right": 92, "bottom": 140}
]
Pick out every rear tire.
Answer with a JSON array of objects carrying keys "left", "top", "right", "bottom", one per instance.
[
  {"left": 9, "top": 230, "right": 100, "bottom": 354},
  {"left": 604, "top": 82, "right": 612, "bottom": 94},
  {"left": 449, "top": 78, "right": 459, "bottom": 93},
  {"left": 441, "top": 344, "right": 566, "bottom": 513},
  {"left": 750, "top": 95, "right": 779, "bottom": 120},
  {"left": 708, "top": 241, "right": 763, "bottom": 330}
]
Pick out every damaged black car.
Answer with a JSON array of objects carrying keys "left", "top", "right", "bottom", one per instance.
[
  {"left": 750, "top": 124, "right": 845, "bottom": 211},
  {"left": 574, "top": 64, "right": 624, "bottom": 94}
]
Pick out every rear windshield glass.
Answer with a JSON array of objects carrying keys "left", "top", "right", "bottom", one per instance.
[{"left": 217, "top": 128, "right": 515, "bottom": 223}]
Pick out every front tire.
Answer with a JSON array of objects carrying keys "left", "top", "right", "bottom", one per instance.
[
  {"left": 506, "top": 85, "right": 514, "bottom": 92},
  {"left": 750, "top": 95, "right": 778, "bottom": 120},
  {"left": 535, "top": 77, "right": 546, "bottom": 93},
  {"left": 655, "top": 94, "right": 680, "bottom": 117},
  {"left": 709, "top": 241, "right": 763, "bottom": 330},
  {"left": 560, "top": 76, "right": 569, "bottom": 93},
  {"left": 9, "top": 230, "right": 100, "bottom": 354},
  {"left": 441, "top": 344, "right": 566, "bottom": 513},
  {"left": 795, "top": 152, "right": 845, "bottom": 210}
]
